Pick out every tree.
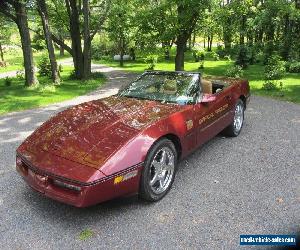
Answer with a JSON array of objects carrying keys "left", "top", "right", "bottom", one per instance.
[
  {"left": 0, "top": 0, "right": 38, "bottom": 86},
  {"left": 107, "top": 0, "right": 134, "bottom": 67},
  {"left": 174, "top": 0, "right": 209, "bottom": 71},
  {"left": 37, "top": 0, "right": 60, "bottom": 83},
  {"left": 46, "top": 0, "right": 110, "bottom": 79},
  {"left": 0, "top": 17, "right": 14, "bottom": 63}
]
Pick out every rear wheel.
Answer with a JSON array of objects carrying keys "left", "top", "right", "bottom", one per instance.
[
  {"left": 223, "top": 99, "right": 244, "bottom": 137},
  {"left": 139, "top": 138, "right": 177, "bottom": 201}
]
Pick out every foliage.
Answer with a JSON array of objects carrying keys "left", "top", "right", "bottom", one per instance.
[
  {"left": 286, "top": 61, "right": 300, "bottom": 73},
  {"left": 38, "top": 54, "right": 52, "bottom": 78},
  {"left": 58, "top": 64, "right": 63, "bottom": 73},
  {"left": 235, "top": 46, "right": 250, "bottom": 69},
  {"left": 262, "top": 81, "right": 278, "bottom": 91},
  {"left": 32, "top": 31, "right": 46, "bottom": 51},
  {"left": 211, "top": 52, "right": 219, "bottom": 61},
  {"left": 224, "top": 55, "right": 231, "bottom": 61},
  {"left": 264, "top": 56, "right": 286, "bottom": 80},
  {"left": 145, "top": 54, "right": 158, "bottom": 70},
  {"left": 16, "top": 70, "right": 25, "bottom": 80},
  {"left": 192, "top": 48, "right": 205, "bottom": 62},
  {"left": 226, "top": 65, "right": 243, "bottom": 78},
  {"left": 4, "top": 77, "right": 12, "bottom": 87}
]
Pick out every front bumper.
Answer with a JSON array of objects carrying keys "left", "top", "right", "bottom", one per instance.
[{"left": 16, "top": 157, "right": 143, "bottom": 207}]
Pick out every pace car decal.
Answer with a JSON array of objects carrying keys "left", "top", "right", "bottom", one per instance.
[
  {"left": 199, "top": 104, "right": 229, "bottom": 125},
  {"left": 114, "top": 170, "right": 138, "bottom": 184}
]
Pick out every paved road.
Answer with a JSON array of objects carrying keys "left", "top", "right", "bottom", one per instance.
[{"left": 0, "top": 67, "right": 299, "bottom": 249}]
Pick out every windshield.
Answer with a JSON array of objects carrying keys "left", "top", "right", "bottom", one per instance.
[{"left": 119, "top": 72, "right": 200, "bottom": 105}]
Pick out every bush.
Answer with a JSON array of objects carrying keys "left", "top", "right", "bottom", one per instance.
[
  {"left": 262, "top": 81, "right": 277, "bottom": 90},
  {"left": 145, "top": 54, "right": 158, "bottom": 70},
  {"left": 225, "top": 65, "right": 243, "bottom": 78},
  {"left": 263, "top": 41, "right": 276, "bottom": 65},
  {"left": 235, "top": 46, "right": 250, "bottom": 69},
  {"left": 38, "top": 54, "right": 52, "bottom": 78},
  {"left": 264, "top": 55, "right": 286, "bottom": 80},
  {"left": 58, "top": 64, "right": 63, "bottom": 73},
  {"left": 212, "top": 51, "right": 219, "bottom": 61},
  {"left": 224, "top": 55, "right": 231, "bottom": 61},
  {"left": 4, "top": 77, "right": 12, "bottom": 87},
  {"left": 286, "top": 61, "right": 300, "bottom": 73},
  {"left": 32, "top": 32, "right": 46, "bottom": 51},
  {"left": 216, "top": 45, "right": 226, "bottom": 58},
  {"left": 198, "top": 61, "right": 204, "bottom": 69},
  {"left": 91, "top": 36, "right": 117, "bottom": 60},
  {"left": 192, "top": 48, "right": 205, "bottom": 62},
  {"left": 16, "top": 70, "right": 25, "bottom": 80}
]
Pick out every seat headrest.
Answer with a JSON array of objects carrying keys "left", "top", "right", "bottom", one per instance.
[{"left": 201, "top": 79, "right": 212, "bottom": 94}]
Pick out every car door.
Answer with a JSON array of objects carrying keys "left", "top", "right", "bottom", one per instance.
[{"left": 193, "top": 88, "right": 234, "bottom": 147}]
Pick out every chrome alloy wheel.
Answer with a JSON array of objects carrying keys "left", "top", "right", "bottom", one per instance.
[
  {"left": 233, "top": 102, "right": 244, "bottom": 133},
  {"left": 149, "top": 147, "right": 175, "bottom": 195}
]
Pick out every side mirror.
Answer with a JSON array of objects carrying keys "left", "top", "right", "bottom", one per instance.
[{"left": 201, "top": 94, "right": 216, "bottom": 103}]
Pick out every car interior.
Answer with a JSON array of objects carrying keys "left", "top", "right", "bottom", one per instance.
[{"left": 201, "top": 78, "right": 227, "bottom": 95}]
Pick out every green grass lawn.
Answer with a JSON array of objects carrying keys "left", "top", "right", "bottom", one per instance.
[
  {"left": 96, "top": 53, "right": 300, "bottom": 104},
  {"left": 0, "top": 67, "right": 106, "bottom": 115},
  {"left": 0, "top": 48, "right": 70, "bottom": 73}
]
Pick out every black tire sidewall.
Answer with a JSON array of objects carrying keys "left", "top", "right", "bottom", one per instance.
[{"left": 139, "top": 138, "right": 178, "bottom": 201}]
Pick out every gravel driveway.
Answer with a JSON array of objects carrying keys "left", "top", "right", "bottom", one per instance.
[{"left": 0, "top": 67, "right": 299, "bottom": 249}]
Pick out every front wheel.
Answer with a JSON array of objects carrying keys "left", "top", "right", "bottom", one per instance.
[
  {"left": 139, "top": 138, "right": 177, "bottom": 202},
  {"left": 223, "top": 99, "right": 244, "bottom": 137}
]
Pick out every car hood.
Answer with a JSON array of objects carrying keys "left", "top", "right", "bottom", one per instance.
[{"left": 21, "top": 96, "right": 180, "bottom": 169}]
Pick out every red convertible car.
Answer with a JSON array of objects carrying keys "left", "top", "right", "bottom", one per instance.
[{"left": 16, "top": 71, "right": 250, "bottom": 207}]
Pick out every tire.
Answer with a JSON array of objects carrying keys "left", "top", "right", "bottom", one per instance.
[
  {"left": 139, "top": 138, "right": 178, "bottom": 202},
  {"left": 223, "top": 99, "right": 244, "bottom": 137}
]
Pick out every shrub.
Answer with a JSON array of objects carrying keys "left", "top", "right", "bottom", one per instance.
[
  {"left": 192, "top": 48, "right": 205, "bottom": 62},
  {"left": 286, "top": 61, "right": 300, "bottom": 73},
  {"left": 225, "top": 65, "right": 243, "bottom": 78},
  {"left": 235, "top": 46, "right": 250, "bottom": 69},
  {"left": 198, "top": 61, "right": 204, "bottom": 69},
  {"left": 262, "top": 80, "right": 277, "bottom": 91},
  {"left": 216, "top": 45, "right": 226, "bottom": 58},
  {"left": 32, "top": 32, "right": 46, "bottom": 51},
  {"left": 263, "top": 41, "right": 276, "bottom": 65},
  {"left": 145, "top": 54, "right": 158, "bottom": 70},
  {"left": 38, "top": 54, "right": 52, "bottom": 78},
  {"left": 69, "top": 69, "right": 77, "bottom": 79},
  {"left": 91, "top": 37, "right": 117, "bottom": 60},
  {"left": 58, "top": 64, "right": 63, "bottom": 73},
  {"left": 212, "top": 51, "right": 219, "bottom": 61},
  {"left": 16, "top": 70, "right": 25, "bottom": 80},
  {"left": 4, "top": 77, "right": 12, "bottom": 87},
  {"left": 264, "top": 55, "right": 286, "bottom": 80},
  {"left": 224, "top": 55, "right": 231, "bottom": 61}
]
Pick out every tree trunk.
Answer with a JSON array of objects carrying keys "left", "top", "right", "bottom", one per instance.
[
  {"left": 175, "top": 35, "right": 186, "bottom": 71},
  {"left": 223, "top": 27, "right": 232, "bottom": 51},
  {"left": 119, "top": 38, "right": 124, "bottom": 67},
  {"left": 192, "top": 32, "right": 196, "bottom": 47},
  {"left": 66, "top": 0, "right": 84, "bottom": 79},
  {"left": 14, "top": 1, "right": 37, "bottom": 86},
  {"left": 59, "top": 35, "right": 65, "bottom": 56},
  {"left": 83, "top": 0, "right": 91, "bottom": 79},
  {"left": 37, "top": 0, "right": 60, "bottom": 84},
  {"left": 0, "top": 41, "right": 4, "bottom": 62},
  {"left": 207, "top": 35, "right": 213, "bottom": 51}
]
